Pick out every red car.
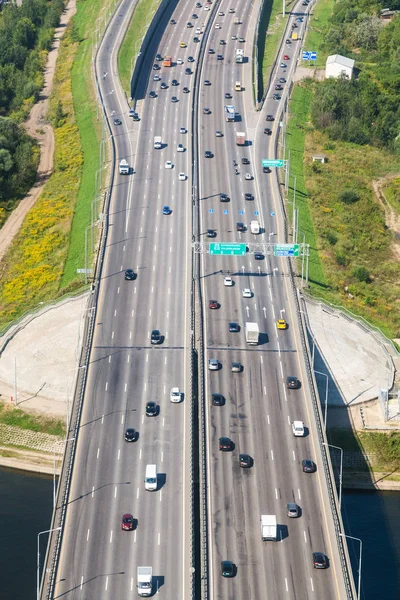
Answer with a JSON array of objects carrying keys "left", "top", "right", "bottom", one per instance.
[
  {"left": 283, "top": 54, "right": 290, "bottom": 60},
  {"left": 121, "top": 514, "right": 134, "bottom": 531},
  {"left": 209, "top": 300, "right": 219, "bottom": 309}
]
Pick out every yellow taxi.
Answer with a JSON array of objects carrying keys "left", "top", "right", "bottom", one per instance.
[
  {"left": 277, "top": 319, "right": 287, "bottom": 330},
  {"left": 180, "top": 42, "right": 187, "bottom": 48}
]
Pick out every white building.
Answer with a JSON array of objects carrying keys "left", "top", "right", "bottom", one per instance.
[{"left": 325, "top": 54, "right": 355, "bottom": 80}]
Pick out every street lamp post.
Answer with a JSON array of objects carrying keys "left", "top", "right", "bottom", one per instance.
[
  {"left": 314, "top": 369, "right": 329, "bottom": 430},
  {"left": 339, "top": 533, "right": 362, "bottom": 600},
  {"left": 323, "top": 442, "right": 343, "bottom": 509},
  {"left": 53, "top": 437, "right": 76, "bottom": 510},
  {"left": 37, "top": 527, "right": 61, "bottom": 600}
]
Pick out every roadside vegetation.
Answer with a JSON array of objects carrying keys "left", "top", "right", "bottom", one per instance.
[
  {"left": 304, "top": 0, "right": 335, "bottom": 67},
  {"left": 0, "top": 0, "right": 64, "bottom": 227},
  {"left": 0, "top": 403, "right": 65, "bottom": 437},
  {"left": 118, "top": 0, "right": 162, "bottom": 96}
]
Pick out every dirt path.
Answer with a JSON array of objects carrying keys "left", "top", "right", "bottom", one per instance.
[
  {"left": 0, "top": 0, "right": 77, "bottom": 262},
  {"left": 372, "top": 174, "right": 400, "bottom": 259}
]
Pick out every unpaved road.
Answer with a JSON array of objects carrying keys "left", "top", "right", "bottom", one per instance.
[{"left": 0, "top": 0, "right": 76, "bottom": 262}]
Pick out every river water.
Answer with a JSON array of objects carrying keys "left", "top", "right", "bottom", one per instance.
[{"left": 1, "top": 467, "right": 399, "bottom": 599}]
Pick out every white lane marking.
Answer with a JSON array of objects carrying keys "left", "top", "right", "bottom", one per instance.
[
  {"left": 285, "top": 578, "right": 289, "bottom": 591},
  {"left": 146, "top": 353, "right": 149, "bottom": 363},
  {"left": 137, "top": 487, "right": 139, "bottom": 499},
  {"left": 117, "top": 286, "right": 120, "bottom": 294},
  {"left": 130, "top": 331, "right": 132, "bottom": 339},
  {"left": 162, "top": 417, "right": 165, "bottom": 427},
  {"left": 105, "top": 576, "right": 109, "bottom": 591},
  {"left": 267, "top": 415, "right": 270, "bottom": 425},
  {"left": 92, "top": 486, "right": 94, "bottom": 497},
  {"left": 80, "top": 576, "right": 83, "bottom": 589},
  {"left": 144, "top": 383, "right": 147, "bottom": 392},
  {"left": 160, "top": 490, "right": 162, "bottom": 502},
  {"left": 293, "top": 450, "right": 296, "bottom": 461},
  {"left": 310, "top": 578, "right": 314, "bottom": 591},
  {"left": 304, "top": 530, "right": 308, "bottom": 544},
  {"left": 131, "top": 576, "right": 134, "bottom": 590},
  {"left": 114, "top": 486, "right": 117, "bottom": 498},
  {"left": 287, "top": 415, "right": 291, "bottom": 425},
  {"left": 269, "top": 288, "right": 273, "bottom": 301},
  {"left": 165, "top": 356, "right": 167, "bottom": 365},
  {"left": 263, "top": 386, "right": 267, "bottom": 395},
  {"left": 142, "top": 414, "right": 144, "bottom": 424},
  {"left": 275, "top": 488, "right": 278, "bottom": 499},
  {"left": 105, "top": 382, "right": 108, "bottom": 391},
  {"left": 121, "top": 414, "right": 124, "bottom": 424},
  {"left": 271, "top": 450, "right": 274, "bottom": 461},
  {"left": 118, "top": 449, "right": 121, "bottom": 460},
  {"left": 260, "top": 355, "right": 263, "bottom": 364},
  {"left": 127, "top": 355, "right": 130, "bottom": 363},
  {"left": 102, "top": 415, "right": 104, "bottom": 424},
  {"left": 132, "top": 310, "right": 134, "bottom": 317},
  {"left": 112, "top": 331, "right": 114, "bottom": 339},
  {"left": 298, "top": 489, "right": 302, "bottom": 500},
  {"left": 139, "top": 448, "right": 142, "bottom": 460},
  {"left": 114, "top": 309, "right": 117, "bottom": 317},
  {"left": 97, "top": 448, "right": 100, "bottom": 459},
  {"left": 109, "top": 531, "right": 113, "bottom": 544},
  {"left": 161, "top": 451, "right": 163, "bottom": 463},
  {"left": 108, "top": 355, "right": 111, "bottom": 363},
  {"left": 158, "top": 532, "right": 161, "bottom": 545},
  {"left": 124, "top": 383, "right": 127, "bottom": 392},
  {"left": 123, "top": 245, "right": 125, "bottom": 252},
  {"left": 166, "top": 311, "right": 169, "bottom": 319},
  {"left": 87, "top": 529, "right": 90, "bottom": 541},
  {"left": 283, "top": 388, "right": 287, "bottom": 402},
  {"left": 280, "top": 360, "right": 283, "bottom": 376}
]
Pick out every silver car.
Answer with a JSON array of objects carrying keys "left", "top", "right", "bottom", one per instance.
[
  {"left": 208, "top": 358, "right": 219, "bottom": 371},
  {"left": 287, "top": 502, "right": 299, "bottom": 518}
]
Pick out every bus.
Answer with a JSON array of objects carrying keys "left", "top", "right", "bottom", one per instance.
[{"left": 224, "top": 105, "right": 235, "bottom": 122}]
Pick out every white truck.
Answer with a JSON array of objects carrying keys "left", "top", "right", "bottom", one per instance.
[
  {"left": 154, "top": 136, "right": 162, "bottom": 149},
  {"left": 245, "top": 322, "right": 259, "bottom": 345},
  {"left": 236, "top": 131, "right": 245, "bottom": 146},
  {"left": 261, "top": 515, "right": 277, "bottom": 541},
  {"left": 137, "top": 566, "right": 152, "bottom": 596},
  {"left": 250, "top": 220, "right": 260, "bottom": 234},
  {"left": 119, "top": 159, "right": 129, "bottom": 175},
  {"left": 235, "top": 48, "right": 244, "bottom": 63}
]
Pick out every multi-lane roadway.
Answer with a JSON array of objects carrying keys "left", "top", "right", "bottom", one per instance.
[{"left": 51, "top": 0, "right": 351, "bottom": 598}]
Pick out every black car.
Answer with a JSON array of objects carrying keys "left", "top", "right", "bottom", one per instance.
[
  {"left": 193, "top": 36, "right": 200, "bottom": 42},
  {"left": 153, "top": 64, "right": 160, "bottom": 70},
  {"left": 221, "top": 560, "right": 235, "bottom": 577},
  {"left": 217, "top": 54, "right": 224, "bottom": 60},
  {"left": 145, "top": 401, "right": 158, "bottom": 416},
  {"left": 236, "top": 222, "right": 246, "bottom": 232},
  {"left": 279, "top": 77, "right": 286, "bottom": 83},
  {"left": 220, "top": 193, "right": 229, "bottom": 202},
  {"left": 185, "top": 67, "right": 192, "bottom": 75},
  {"left": 219, "top": 437, "right": 233, "bottom": 451},
  {"left": 205, "top": 150, "right": 213, "bottom": 158},
  {"left": 241, "top": 157, "right": 250, "bottom": 165},
  {"left": 124, "top": 428, "right": 137, "bottom": 442},
  {"left": 275, "top": 84, "right": 283, "bottom": 90},
  {"left": 188, "top": 56, "right": 195, "bottom": 62},
  {"left": 229, "top": 322, "right": 240, "bottom": 332},
  {"left": 156, "top": 53, "right": 163, "bottom": 61},
  {"left": 170, "top": 19, "right": 176, "bottom": 24},
  {"left": 212, "top": 393, "right": 225, "bottom": 406},
  {"left": 313, "top": 552, "right": 328, "bottom": 569},
  {"left": 244, "top": 193, "right": 254, "bottom": 201},
  {"left": 124, "top": 269, "right": 136, "bottom": 280},
  {"left": 302, "top": 459, "right": 316, "bottom": 473},
  {"left": 207, "top": 229, "right": 216, "bottom": 238},
  {"left": 113, "top": 118, "right": 122, "bottom": 125},
  {"left": 151, "top": 329, "right": 162, "bottom": 344},
  {"left": 266, "top": 114, "right": 274, "bottom": 121},
  {"left": 208, "top": 48, "right": 215, "bottom": 54},
  {"left": 254, "top": 252, "right": 264, "bottom": 260},
  {"left": 273, "top": 93, "right": 281, "bottom": 100},
  {"left": 172, "top": 79, "right": 179, "bottom": 86},
  {"left": 264, "top": 128, "right": 272, "bottom": 135},
  {"left": 149, "top": 91, "right": 157, "bottom": 98},
  {"left": 263, "top": 166, "right": 271, "bottom": 173},
  {"left": 183, "top": 87, "right": 190, "bottom": 93},
  {"left": 287, "top": 376, "right": 301, "bottom": 389},
  {"left": 225, "top": 92, "right": 232, "bottom": 99},
  {"left": 239, "top": 453, "right": 252, "bottom": 468},
  {"left": 160, "top": 82, "right": 168, "bottom": 89}
]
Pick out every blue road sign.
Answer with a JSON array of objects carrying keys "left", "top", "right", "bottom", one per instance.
[
  {"left": 310, "top": 51, "right": 317, "bottom": 60},
  {"left": 223, "top": 209, "right": 228, "bottom": 214},
  {"left": 239, "top": 209, "right": 244, "bottom": 215},
  {"left": 254, "top": 211, "right": 259, "bottom": 216},
  {"left": 209, "top": 208, "right": 214, "bottom": 213},
  {"left": 302, "top": 51, "right": 311, "bottom": 60}
]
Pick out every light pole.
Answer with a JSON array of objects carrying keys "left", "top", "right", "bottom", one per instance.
[
  {"left": 339, "top": 533, "right": 362, "bottom": 600},
  {"left": 323, "top": 442, "right": 343, "bottom": 509},
  {"left": 53, "top": 437, "right": 75, "bottom": 510},
  {"left": 37, "top": 527, "right": 61, "bottom": 600},
  {"left": 314, "top": 369, "right": 329, "bottom": 429}
]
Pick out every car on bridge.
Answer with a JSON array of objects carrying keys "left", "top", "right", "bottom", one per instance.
[{"left": 121, "top": 514, "right": 134, "bottom": 531}]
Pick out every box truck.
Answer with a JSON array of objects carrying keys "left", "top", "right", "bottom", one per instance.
[
  {"left": 236, "top": 131, "right": 245, "bottom": 146},
  {"left": 261, "top": 515, "right": 277, "bottom": 541},
  {"left": 154, "top": 136, "right": 162, "bottom": 149},
  {"left": 250, "top": 220, "right": 260, "bottom": 234},
  {"left": 119, "top": 159, "right": 129, "bottom": 175},
  {"left": 245, "top": 322, "right": 259, "bottom": 345},
  {"left": 137, "top": 566, "right": 152, "bottom": 596}
]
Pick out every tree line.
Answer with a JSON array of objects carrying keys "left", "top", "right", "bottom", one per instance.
[
  {"left": 0, "top": 0, "right": 64, "bottom": 224},
  {"left": 311, "top": 1, "right": 400, "bottom": 153}
]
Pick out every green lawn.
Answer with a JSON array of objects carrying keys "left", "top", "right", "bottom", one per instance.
[
  {"left": 0, "top": 404, "right": 65, "bottom": 437},
  {"left": 118, "top": 0, "right": 162, "bottom": 97},
  {"left": 303, "top": 0, "right": 335, "bottom": 68}
]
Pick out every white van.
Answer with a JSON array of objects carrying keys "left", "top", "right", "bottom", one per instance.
[
  {"left": 144, "top": 464, "right": 158, "bottom": 491},
  {"left": 235, "top": 81, "right": 241, "bottom": 91}
]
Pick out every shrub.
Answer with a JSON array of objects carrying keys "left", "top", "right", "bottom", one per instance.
[
  {"left": 353, "top": 266, "right": 370, "bottom": 283},
  {"left": 325, "top": 231, "right": 338, "bottom": 245},
  {"left": 335, "top": 252, "right": 349, "bottom": 266},
  {"left": 339, "top": 189, "right": 360, "bottom": 204}
]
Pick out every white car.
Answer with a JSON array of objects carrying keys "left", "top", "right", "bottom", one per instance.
[
  {"left": 204, "top": 4, "right": 210, "bottom": 9},
  {"left": 178, "top": 173, "right": 186, "bottom": 181},
  {"left": 153, "top": 74, "right": 161, "bottom": 81},
  {"left": 242, "top": 288, "right": 252, "bottom": 298},
  {"left": 218, "top": 11, "right": 224, "bottom": 16},
  {"left": 180, "top": 127, "right": 186, "bottom": 134},
  {"left": 215, "top": 23, "right": 221, "bottom": 28},
  {"left": 177, "top": 58, "right": 183, "bottom": 64},
  {"left": 292, "top": 421, "right": 305, "bottom": 437},
  {"left": 204, "top": 80, "right": 211, "bottom": 86},
  {"left": 208, "top": 358, "right": 219, "bottom": 371},
  {"left": 177, "top": 144, "right": 185, "bottom": 152},
  {"left": 165, "top": 161, "right": 173, "bottom": 169},
  {"left": 229, "top": 7, "right": 235, "bottom": 12},
  {"left": 244, "top": 173, "right": 253, "bottom": 180},
  {"left": 170, "top": 388, "right": 182, "bottom": 403},
  {"left": 216, "top": 130, "right": 223, "bottom": 137},
  {"left": 224, "top": 277, "right": 233, "bottom": 286},
  {"left": 231, "top": 34, "right": 237, "bottom": 40}
]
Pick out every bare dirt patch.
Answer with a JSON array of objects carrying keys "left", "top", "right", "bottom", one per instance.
[{"left": 372, "top": 174, "right": 400, "bottom": 259}]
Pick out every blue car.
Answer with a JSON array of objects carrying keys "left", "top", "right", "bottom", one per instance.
[{"left": 163, "top": 206, "right": 171, "bottom": 215}]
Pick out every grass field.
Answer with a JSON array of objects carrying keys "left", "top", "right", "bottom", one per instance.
[
  {"left": 118, "top": 0, "right": 162, "bottom": 97},
  {"left": 0, "top": 404, "right": 65, "bottom": 437},
  {"left": 303, "top": 0, "right": 335, "bottom": 68}
]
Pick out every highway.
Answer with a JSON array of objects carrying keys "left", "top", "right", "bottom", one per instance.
[{"left": 51, "top": 0, "right": 351, "bottom": 598}]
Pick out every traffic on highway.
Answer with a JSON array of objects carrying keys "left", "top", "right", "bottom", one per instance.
[{"left": 51, "top": 0, "right": 352, "bottom": 598}]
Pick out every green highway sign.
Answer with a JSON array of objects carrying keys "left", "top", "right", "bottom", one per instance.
[
  {"left": 209, "top": 243, "right": 247, "bottom": 256},
  {"left": 273, "top": 244, "right": 300, "bottom": 257},
  {"left": 262, "top": 159, "right": 284, "bottom": 168}
]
